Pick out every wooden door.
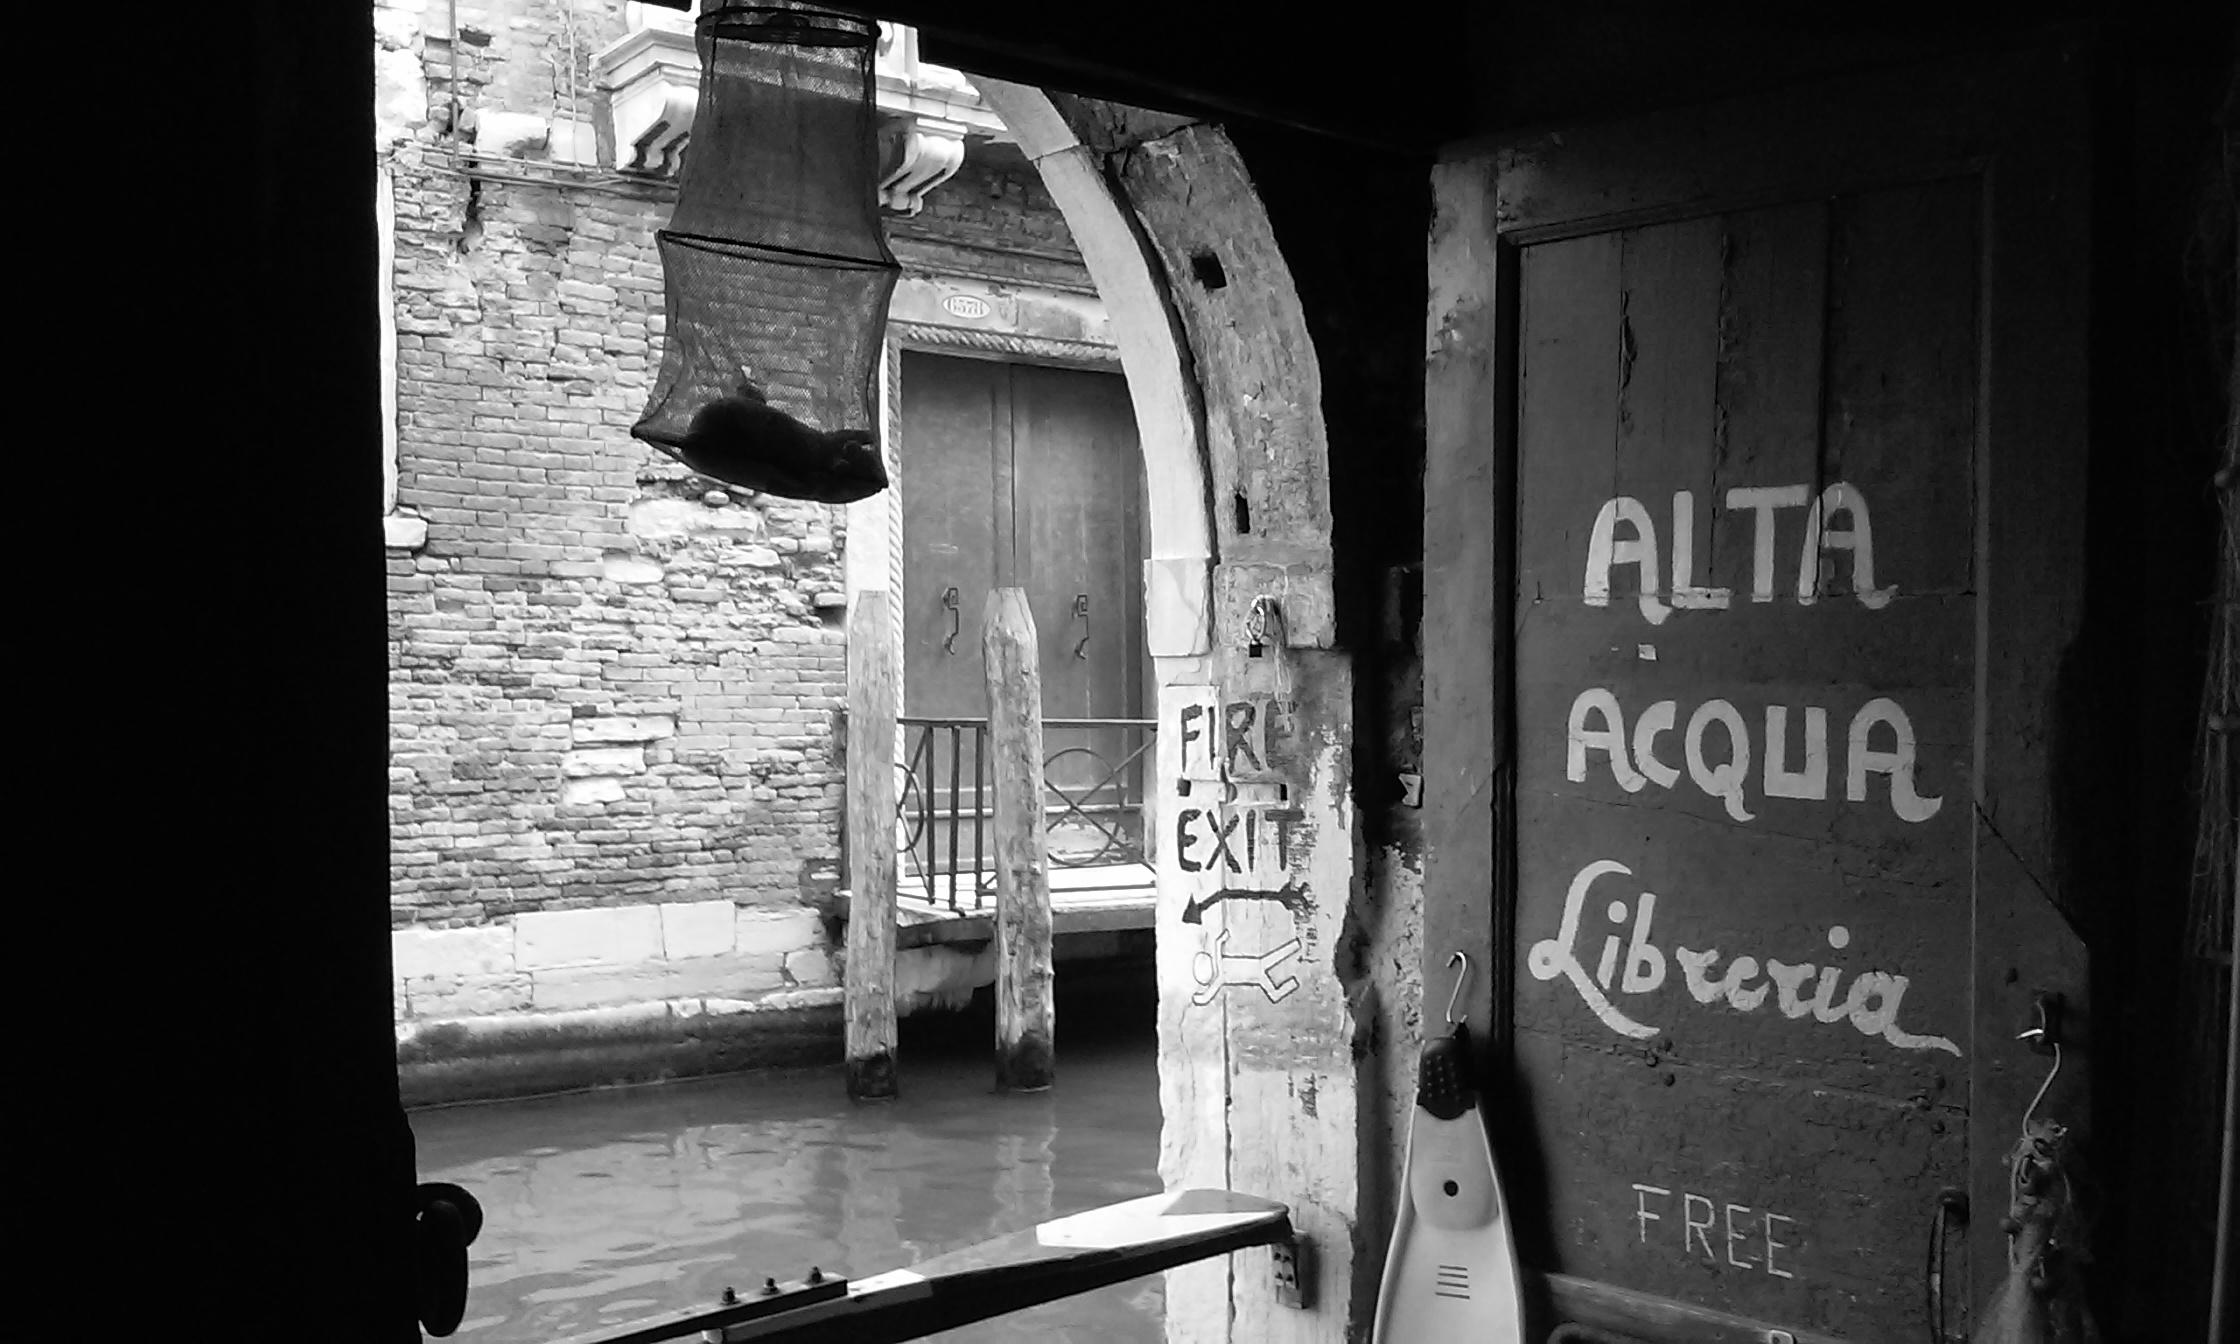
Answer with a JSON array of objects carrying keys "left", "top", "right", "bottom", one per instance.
[
  {"left": 900, "top": 353, "right": 1003, "bottom": 723},
  {"left": 1012, "top": 362, "right": 1145, "bottom": 729},
  {"left": 1425, "top": 46, "right": 2093, "bottom": 1343},
  {"left": 1011, "top": 362, "right": 1148, "bottom": 868},
  {"left": 900, "top": 352, "right": 1147, "bottom": 877}
]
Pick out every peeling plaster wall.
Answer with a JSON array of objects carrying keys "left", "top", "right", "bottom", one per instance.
[
  {"left": 1115, "top": 126, "right": 1343, "bottom": 667},
  {"left": 1154, "top": 648, "right": 1362, "bottom": 1344},
  {"left": 1120, "top": 135, "right": 1366, "bottom": 1338},
  {"left": 1007, "top": 94, "right": 1433, "bottom": 1342},
  {"left": 1226, "top": 123, "right": 1435, "bottom": 1254},
  {"left": 1124, "top": 113, "right": 1431, "bottom": 1343}
]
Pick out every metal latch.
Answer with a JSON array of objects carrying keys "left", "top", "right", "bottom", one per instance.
[{"left": 1271, "top": 1234, "right": 1311, "bottom": 1309}]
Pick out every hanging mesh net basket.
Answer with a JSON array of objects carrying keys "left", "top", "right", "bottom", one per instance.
[{"left": 632, "top": 3, "right": 900, "bottom": 503}]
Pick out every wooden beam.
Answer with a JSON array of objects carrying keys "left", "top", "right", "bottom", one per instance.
[
  {"left": 844, "top": 591, "right": 901, "bottom": 1101},
  {"left": 546, "top": 1188, "right": 1293, "bottom": 1344},
  {"left": 1536, "top": 1271, "right": 1847, "bottom": 1344},
  {"left": 1423, "top": 151, "right": 1510, "bottom": 1051},
  {"left": 983, "top": 587, "right": 1055, "bottom": 1091},
  {"left": 875, "top": 2, "right": 1461, "bottom": 155}
]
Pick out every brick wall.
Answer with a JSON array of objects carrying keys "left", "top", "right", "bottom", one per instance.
[
  {"left": 385, "top": 153, "right": 856, "bottom": 930},
  {"left": 424, "top": 0, "right": 620, "bottom": 135},
  {"left": 888, "top": 148, "right": 1093, "bottom": 294},
  {"left": 378, "top": 0, "right": 1092, "bottom": 986}
]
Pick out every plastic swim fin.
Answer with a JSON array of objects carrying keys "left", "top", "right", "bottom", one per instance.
[{"left": 1371, "top": 1007, "right": 1526, "bottom": 1343}]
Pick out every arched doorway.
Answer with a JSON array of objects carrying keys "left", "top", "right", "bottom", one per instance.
[{"left": 971, "top": 82, "right": 1367, "bottom": 1343}]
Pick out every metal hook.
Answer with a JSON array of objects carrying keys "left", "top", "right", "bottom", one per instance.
[
  {"left": 1246, "top": 595, "right": 1285, "bottom": 649},
  {"left": 1444, "top": 951, "right": 1471, "bottom": 1028},
  {"left": 2016, "top": 990, "right": 2063, "bottom": 1135},
  {"left": 2019, "top": 1036, "right": 2061, "bottom": 1135}
]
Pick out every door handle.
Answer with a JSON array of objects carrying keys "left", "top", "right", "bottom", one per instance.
[
  {"left": 1072, "top": 594, "right": 1090, "bottom": 658},
  {"left": 411, "top": 1180, "right": 484, "bottom": 1337},
  {"left": 942, "top": 587, "right": 960, "bottom": 654},
  {"left": 1925, "top": 1185, "right": 1967, "bottom": 1342}
]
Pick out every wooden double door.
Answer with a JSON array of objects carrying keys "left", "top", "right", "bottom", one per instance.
[{"left": 899, "top": 351, "right": 1149, "bottom": 874}]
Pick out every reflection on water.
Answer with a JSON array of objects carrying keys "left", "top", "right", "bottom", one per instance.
[{"left": 413, "top": 968, "right": 1163, "bottom": 1343}]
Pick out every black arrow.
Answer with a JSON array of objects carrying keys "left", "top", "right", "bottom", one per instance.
[{"left": 1181, "top": 883, "right": 1312, "bottom": 925}]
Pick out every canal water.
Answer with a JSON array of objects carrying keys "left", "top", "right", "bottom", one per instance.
[{"left": 413, "top": 962, "right": 1165, "bottom": 1343}]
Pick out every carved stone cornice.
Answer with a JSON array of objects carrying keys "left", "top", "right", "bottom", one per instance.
[
  {"left": 586, "top": 14, "right": 1003, "bottom": 209},
  {"left": 877, "top": 117, "right": 967, "bottom": 215},
  {"left": 873, "top": 25, "right": 1008, "bottom": 142},
  {"left": 592, "top": 26, "right": 700, "bottom": 174}
]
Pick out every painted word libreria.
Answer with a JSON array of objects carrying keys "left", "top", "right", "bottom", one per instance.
[{"left": 1529, "top": 858, "right": 1961, "bottom": 1056}]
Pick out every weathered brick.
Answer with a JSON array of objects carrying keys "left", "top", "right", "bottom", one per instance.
[
  {"left": 515, "top": 904, "right": 664, "bottom": 968},
  {"left": 661, "top": 899, "right": 736, "bottom": 959},
  {"left": 783, "top": 948, "right": 836, "bottom": 987},
  {"left": 403, "top": 972, "right": 534, "bottom": 1018},
  {"left": 530, "top": 957, "right": 787, "bottom": 1010},
  {"left": 392, "top": 923, "right": 516, "bottom": 979},
  {"left": 735, "top": 909, "right": 822, "bottom": 958}
]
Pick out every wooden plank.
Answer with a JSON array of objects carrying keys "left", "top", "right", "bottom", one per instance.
[
  {"left": 866, "top": 861, "right": 1157, "bottom": 948},
  {"left": 899, "top": 352, "right": 1001, "bottom": 720},
  {"left": 1149, "top": 678, "right": 1242, "bottom": 1344},
  {"left": 985, "top": 587, "right": 1055, "bottom": 1090},
  {"left": 1822, "top": 182, "right": 1978, "bottom": 599},
  {"left": 893, "top": 901, "right": 1156, "bottom": 951},
  {"left": 1537, "top": 1272, "right": 1849, "bottom": 1344},
  {"left": 1424, "top": 150, "right": 1510, "bottom": 1048},
  {"left": 1115, "top": 125, "right": 1334, "bottom": 568},
  {"left": 897, "top": 889, "right": 1153, "bottom": 923},
  {"left": 1965, "top": 47, "right": 2094, "bottom": 1305},
  {"left": 1048, "top": 861, "right": 1156, "bottom": 891},
  {"left": 1514, "top": 231, "right": 1620, "bottom": 603},
  {"left": 1204, "top": 651, "right": 1363, "bottom": 1340},
  {"left": 1505, "top": 226, "right": 1620, "bottom": 1282},
  {"left": 1010, "top": 363, "right": 1145, "bottom": 727},
  {"left": 992, "top": 366, "right": 1020, "bottom": 587},
  {"left": 844, "top": 591, "right": 901, "bottom": 1101},
  {"left": 1708, "top": 199, "right": 1826, "bottom": 594},
  {"left": 544, "top": 1278, "right": 848, "bottom": 1344},
  {"left": 1612, "top": 214, "right": 1722, "bottom": 540},
  {"left": 550, "top": 1189, "right": 1293, "bottom": 1344},
  {"left": 1482, "top": 43, "right": 2075, "bottom": 241},
  {"left": 891, "top": 859, "right": 1155, "bottom": 904}
]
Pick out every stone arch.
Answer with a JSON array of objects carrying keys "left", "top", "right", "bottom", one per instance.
[
  {"left": 973, "top": 82, "right": 1216, "bottom": 656},
  {"left": 975, "top": 81, "right": 1362, "bottom": 1342},
  {"left": 973, "top": 84, "right": 1341, "bottom": 650}
]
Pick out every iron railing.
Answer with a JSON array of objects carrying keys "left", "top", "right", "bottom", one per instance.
[{"left": 843, "top": 715, "right": 1155, "bottom": 911}]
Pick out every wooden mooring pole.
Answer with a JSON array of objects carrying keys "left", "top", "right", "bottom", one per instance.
[
  {"left": 983, "top": 588, "right": 1055, "bottom": 1091},
  {"left": 844, "top": 591, "right": 900, "bottom": 1101}
]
